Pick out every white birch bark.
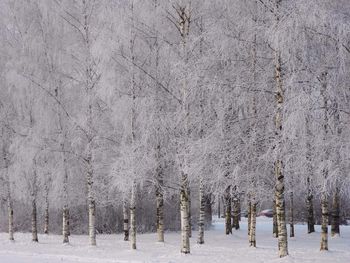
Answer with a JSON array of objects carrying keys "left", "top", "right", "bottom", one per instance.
[
  {"left": 289, "top": 191, "right": 294, "bottom": 238},
  {"left": 248, "top": 199, "right": 252, "bottom": 237},
  {"left": 123, "top": 198, "right": 129, "bottom": 241},
  {"left": 129, "top": 0, "right": 137, "bottom": 250},
  {"left": 177, "top": 2, "right": 191, "bottom": 254},
  {"left": 224, "top": 186, "right": 232, "bottom": 235},
  {"left": 331, "top": 189, "right": 340, "bottom": 237},
  {"left": 156, "top": 169, "right": 165, "bottom": 242},
  {"left": 31, "top": 161, "right": 38, "bottom": 243},
  {"left": 232, "top": 188, "right": 239, "bottom": 230},
  {"left": 3, "top": 147, "right": 14, "bottom": 241},
  {"left": 8, "top": 197, "right": 14, "bottom": 241},
  {"left": 249, "top": 201, "right": 257, "bottom": 247},
  {"left": 306, "top": 117, "right": 315, "bottom": 234},
  {"left": 274, "top": 50, "right": 288, "bottom": 257},
  {"left": 130, "top": 181, "right": 137, "bottom": 250},
  {"left": 197, "top": 178, "right": 205, "bottom": 244},
  {"left": 331, "top": 106, "right": 341, "bottom": 237},
  {"left": 153, "top": 0, "right": 165, "bottom": 244},
  {"left": 87, "top": 158, "right": 96, "bottom": 246},
  {"left": 188, "top": 187, "right": 192, "bottom": 238},
  {"left": 81, "top": 0, "right": 97, "bottom": 246},
  {"left": 320, "top": 72, "right": 329, "bottom": 251},
  {"left": 320, "top": 192, "right": 329, "bottom": 251},
  {"left": 44, "top": 183, "right": 49, "bottom": 234},
  {"left": 180, "top": 173, "right": 190, "bottom": 254}
]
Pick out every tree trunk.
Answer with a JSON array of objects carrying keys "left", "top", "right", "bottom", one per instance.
[
  {"left": 249, "top": 202, "right": 257, "bottom": 247},
  {"left": 156, "top": 174, "right": 164, "bottom": 242},
  {"left": 130, "top": 181, "right": 137, "bottom": 250},
  {"left": 123, "top": 198, "right": 129, "bottom": 241},
  {"left": 305, "top": 117, "right": 315, "bottom": 234},
  {"left": 273, "top": 197, "right": 278, "bottom": 238},
  {"left": 289, "top": 192, "right": 294, "bottom": 238},
  {"left": 331, "top": 189, "right": 340, "bottom": 237},
  {"left": 306, "top": 177, "right": 315, "bottom": 233},
  {"left": 3, "top": 150, "right": 14, "bottom": 241},
  {"left": 188, "top": 188, "right": 192, "bottom": 238},
  {"left": 32, "top": 199, "right": 38, "bottom": 242},
  {"left": 204, "top": 194, "right": 212, "bottom": 227},
  {"left": 63, "top": 206, "right": 70, "bottom": 243},
  {"left": 180, "top": 173, "right": 190, "bottom": 254},
  {"left": 232, "top": 195, "right": 240, "bottom": 230},
  {"left": 87, "top": 159, "right": 96, "bottom": 246},
  {"left": 320, "top": 192, "right": 329, "bottom": 251},
  {"left": 238, "top": 198, "right": 241, "bottom": 222},
  {"left": 197, "top": 178, "right": 205, "bottom": 244},
  {"left": 331, "top": 192, "right": 340, "bottom": 237},
  {"left": 320, "top": 71, "right": 329, "bottom": 251},
  {"left": 8, "top": 198, "right": 14, "bottom": 241},
  {"left": 218, "top": 195, "right": 221, "bottom": 219},
  {"left": 5, "top": 163, "right": 14, "bottom": 241},
  {"left": 44, "top": 187, "right": 49, "bottom": 234},
  {"left": 224, "top": 186, "right": 232, "bottom": 235},
  {"left": 274, "top": 50, "right": 288, "bottom": 258},
  {"left": 275, "top": 161, "right": 288, "bottom": 257},
  {"left": 248, "top": 200, "right": 252, "bottom": 237},
  {"left": 178, "top": 3, "right": 191, "bottom": 254}
]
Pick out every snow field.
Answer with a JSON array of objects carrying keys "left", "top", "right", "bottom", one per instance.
[{"left": 0, "top": 217, "right": 349, "bottom": 263}]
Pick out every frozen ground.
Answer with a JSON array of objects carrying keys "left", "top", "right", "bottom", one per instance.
[{"left": 0, "top": 217, "right": 350, "bottom": 263}]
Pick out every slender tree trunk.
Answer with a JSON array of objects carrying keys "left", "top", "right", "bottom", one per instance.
[
  {"left": 56, "top": 79, "right": 70, "bottom": 244},
  {"left": 305, "top": 117, "right": 315, "bottom": 234},
  {"left": 224, "top": 186, "right": 232, "bottom": 235},
  {"left": 87, "top": 158, "right": 96, "bottom": 246},
  {"left": 32, "top": 199, "right": 38, "bottom": 242},
  {"left": 248, "top": 200, "right": 252, "bottom": 237},
  {"left": 4, "top": 158, "right": 14, "bottom": 241},
  {"left": 82, "top": 0, "right": 97, "bottom": 245},
  {"left": 273, "top": 197, "right": 278, "bottom": 238},
  {"left": 274, "top": 50, "right": 288, "bottom": 257},
  {"left": 8, "top": 198, "right": 14, "bottom": 241},
  {"left": 331, "top": 189, "right": 340, "bottom": 237},
  {"left": 289, "top": 192, "right": 294, "bottom": 238},
  {"left": 123, "top": 198, "right": 129, "bottom": 241},
  {"left": 188, "top": 188, "right": 192, "bottom": 238},
  {"left": 218, "top": 195, "right": 221, "bottom": 219},
  {"left": 62, "top": 156, "right": 70, "bottom": 244},
  {"left": 249, "top": 202, "right": 257, "bottom": 247},
  {"left": 130, "top": 181, "right": 137, "bottom": 250},
  {"left": 178, "top": 3, "right": 191, "bottom": 254},
  {"left": 320, "top": 71, "right": 329, "bottom": 251},
  {"left": 44, "top": 186, "right": 49, "bottom": 234},
  {"left": 153, "top": 0, "right": 165, "bottom": 243},
  {"left": 320, "top": 192, "right": 329, "bottom": 250},
  {"left": 306, "top": 177, "right": 315, "bottom": 233},
  {"left": 32, "top": 160, "right": 38, "bottom": 243},
  {"left": 205, "top": 194, "right": 212, "bottom": 227},
  {"left": 197, "top": 178, "right": 205, "bottom": 244},
  {"left": 63, "top": 206, "right": 69, "bottom": 243},
  {"left": 275, "top": 161, "right": 288, "bottom": 257},
  {"left": 156, "top": 172, "right": 164, "bottom": 242},
  {"left": 238, "top": 198, "right": 241, "bottom": 222},
  {"left": 232, "top": 195, "right": 240, "bottom": 230},
  {"left": 180, "top": 173, "right": 190, "bottom": 254},
  {"left": 44, "top": 204, "right": 49, "bottom": 235},
  {"left": 332, "top": 102, "right": 341, "bottom": 237}
]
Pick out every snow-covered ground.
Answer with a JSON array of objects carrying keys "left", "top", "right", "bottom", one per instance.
[{"left": 1, "top": 217, "right": 349, "bottom": 263}]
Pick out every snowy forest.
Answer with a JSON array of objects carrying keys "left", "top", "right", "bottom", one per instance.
[{"left": 1, "top": 0, "right": 350, "bottom": 262}]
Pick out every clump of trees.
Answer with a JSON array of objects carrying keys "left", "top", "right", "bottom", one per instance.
[{"left": 1, "top": 0, "right": 350, "bottom": 258}]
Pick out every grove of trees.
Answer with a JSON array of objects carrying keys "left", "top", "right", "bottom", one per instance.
[{"left": 1, "top": 0, "right": 350, "bottom": 258}]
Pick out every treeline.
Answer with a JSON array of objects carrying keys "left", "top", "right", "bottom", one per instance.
[{"left": 1, "top": 0, "right": 350, "bottom": 258}]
